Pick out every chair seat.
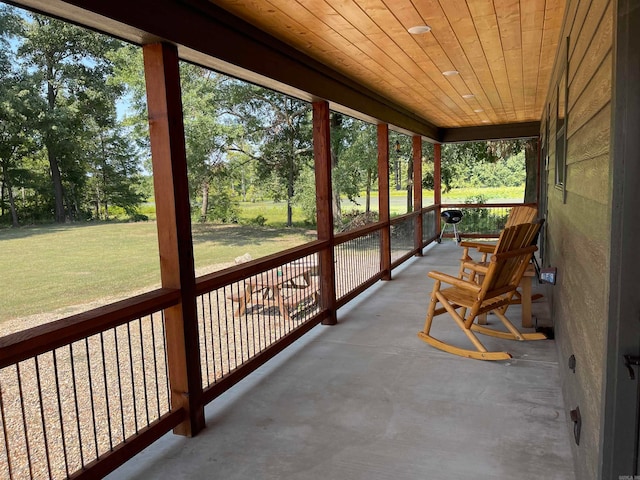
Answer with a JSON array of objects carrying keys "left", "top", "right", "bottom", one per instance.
[{"left": 440, "top": 286, "right": 512, "bottom": 312}]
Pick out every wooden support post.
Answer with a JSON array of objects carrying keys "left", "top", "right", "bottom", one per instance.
[
  {"left": 378, "top": 124, "right": 391, "bottom": 280},
  {"left": 312, "top": 101, "right": 337, "bottom": 325},
  {"left": 143, "top": 43, "right": 204, "bottom": 437},
  {"left": 434, "top": 143, "right": 442, "bottom": 235},
  {"left": 413, "top": 135, "right": 423, "bottom": 255}
]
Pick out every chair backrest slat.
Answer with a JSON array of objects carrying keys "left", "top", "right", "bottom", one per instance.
[
  {"left": 504, "top": 205, "right": 537, "bottom": 229},
  {"left": 481, "top": 223, "right": 541, "bottom": 294}
]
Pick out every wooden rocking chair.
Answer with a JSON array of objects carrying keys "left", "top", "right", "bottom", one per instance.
[
  {"left": 458, "top": 205, "right": 538, "bottom": 282},
  {"left": 418, "top": 222, "right": 546, "bottom": 360}
]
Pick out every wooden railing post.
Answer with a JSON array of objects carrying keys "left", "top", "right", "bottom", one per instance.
[
  {"left": 413, "top": 135, "right": 423, "bottom": 255},
  {"left": 143, "top": 42, "right": 205, "bottom": 436},
  {"left": 312, "top": 101, "right": 337, "bottom": 325},
  {"left": 378, "top": 124, "right": 391, "bottom": 280},
  {"left": 434, "top": 143, "right": 442, "bottom": 235}
]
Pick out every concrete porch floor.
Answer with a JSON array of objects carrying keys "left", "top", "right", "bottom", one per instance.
[{"left": 109, "top": 241, "right": 575, "bottom": 480}]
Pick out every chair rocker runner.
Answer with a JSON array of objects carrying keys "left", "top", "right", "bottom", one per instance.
[{"left": 418, "top": 222, "right": 546, "bottom": 360}]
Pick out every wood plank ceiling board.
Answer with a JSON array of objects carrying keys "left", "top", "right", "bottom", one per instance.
[{"left": 209, "top": 0, "right": 566, "bottom": 132}]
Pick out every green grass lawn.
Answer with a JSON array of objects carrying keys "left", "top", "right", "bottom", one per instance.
[
  {"left": 0, "top": 222, "right": 314, "bottom": 324},
  {"left": 0, "top": 186, "right": 522, "bottom": 326}
]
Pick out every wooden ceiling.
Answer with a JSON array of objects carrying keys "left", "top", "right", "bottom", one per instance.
[{"left": 208, "top": 0, "right": 566, "bottom": 130}]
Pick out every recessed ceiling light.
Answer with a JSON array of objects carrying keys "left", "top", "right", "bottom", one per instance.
[
  {"left": 482, "top": 120, "right": 489, "bottom": 123},
  {"left": 474, "top": 109, "right": 484, "bottom": 113},
  {"left": 408, "top": 25, "right": 432, "bottom": 34},
  {"left": 462, "top": 94, "right": 475, "bottom": 99},
  {"left": 442, "top": 70, "right": 459, "bottom": 76}
]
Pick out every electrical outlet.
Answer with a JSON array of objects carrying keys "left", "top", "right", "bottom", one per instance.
[{"left": 540, "top": 267, "right": 557, "bottom": 285}]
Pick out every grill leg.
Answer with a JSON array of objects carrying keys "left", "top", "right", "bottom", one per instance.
[
  {"left": 452, "top": 223, "right": 460, "bottom": 243},
  {"left": 438, "top": 223, "right": 448, "bottom": 243}
]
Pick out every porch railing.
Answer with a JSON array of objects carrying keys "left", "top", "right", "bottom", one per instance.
[
  {"left": 0, "top": 289, "right": 185, "bottom": 480},
  {"left": 0, "top": 203, "right": 506, "bottom": 478},
  {"left": 439, "top": 203, "right": 537, "bottom": 239}
]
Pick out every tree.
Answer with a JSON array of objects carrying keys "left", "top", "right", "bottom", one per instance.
[
  {"left": 84, "top": 125, "right": 145, "bottom": 219},
  {"left": 179, "top": 63, "right": 239, "bottom": 222},
  {"left": 0, "top": 6, "right": 44, "bottom": 226},
  {"left": 426, "top": 139, "right": 535, "bottom": 202},
  {"left": 0, "top": 73, "right": 43, "bottom": 226},
  {"left": 224, "top": 82, "right": 313, "bottom": 227},
  {"left": 18, "top": 13, "right": 125, "bottom": 222}
]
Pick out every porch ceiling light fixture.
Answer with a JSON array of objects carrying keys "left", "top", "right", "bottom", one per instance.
[
  {"left": 462, "top": 94, "right": 475, "bottom": 99},
  {"left": 442, "top": 70, "right": 459, "bottom": 76},
  {"left": 408, "top": 25, "right": 432, "bottom": 34},
  {"left": 474, "top": 109, "right": 484, "bottom": 113}
]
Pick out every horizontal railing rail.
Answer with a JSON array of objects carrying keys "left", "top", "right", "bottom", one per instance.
[
  {"left": 334, "top": 221, "right": 385, "bottom": 245},
  {"left": 195, "top": 240, "right": 329, "bottom": 295}
]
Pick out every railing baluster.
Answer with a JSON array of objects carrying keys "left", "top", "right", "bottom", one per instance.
[
  {"left": 102, "top": 331, "right": 115, "bottom": 450},
  {"left": 150, "top": 313, "right": 162, "bottom": 421},
  {"left": 69, "top": 343, "right": 85, "bottom": 469},
  {"left": 84, "top": 337, "right": 99, "bottom": 461},
  {"left": 138, "top": 319, "right": 150, "bottom": 427},
  {"left": 33, "top": 357, "right": 52, "bottom": 479},
  {"left": 52, "top": 349, "right": 70, "bottom": 477},
  {"left": 0, "top": 373, "right": 13, "bottom": 480}
]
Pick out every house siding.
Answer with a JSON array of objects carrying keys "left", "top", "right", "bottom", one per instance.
[{"left": 542, "top": 0, "right": 613, "bottom": 479}]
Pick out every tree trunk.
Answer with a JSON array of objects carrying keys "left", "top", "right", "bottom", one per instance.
[
  {"left": 7, "top": 185, "right": 18, "bottom": 228},
  {"left": 200, "top": 181, "right": 210, "bottom": 222},
  {"left": 2, "top": 164, "right": 19, "bottom": 227},
  {"left": 330, "top": 149, "right": 342, "bottom": 225},
  {"left": 365, "top": 169, "right": 372, "bottom": 214},
  {"left": 241, "top": 168, "right": 246, "bottom": 201},
  {"left": 47, "top": 148, "right": 66, "bottom": 222},
  {"left": 1, "top": 177, "right": 5, "bottom": 217},
  {"left": 524, "top": 139, "right": 538, "bottom": 203},
  {"left": 406, "top": 157, "right": 413, "bottom": 211},
  {"left": 46, "top": 68, "right": 66, "bottom": 223},
  {"left": 287, "top": 155, "right": 294, "bottom": 227}
]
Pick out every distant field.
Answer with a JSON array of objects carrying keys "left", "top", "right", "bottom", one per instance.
[
  {"left": 0, "top": 222, "right": 313, "bottom": 325},
  {"left": 340, "top": 186, "right": 525, "bottom": 214}
]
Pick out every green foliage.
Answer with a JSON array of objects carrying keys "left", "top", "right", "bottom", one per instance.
[
  {"left": 293, "top": 167, "right": 317, "bottom": 223},
  {"left": 427, "top": 141, "right": 526, "bottom": 193},
  {"left": 202, "top": 185, "right": 240, "bottom": 224},
  {"left": 245, "top": 214, "right": 266, "bottom": 226},
  {"left": 460, "top": 194, "right": 510, "bottom": 234},
  {"left": 0, "top": 5, "right": 146, "bottom": 225}
]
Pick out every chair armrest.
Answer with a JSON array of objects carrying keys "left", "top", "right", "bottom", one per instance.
[
  {"left": 475, "top": 244, "right": 497, "bottom": 253},
  {"left": 459, "top": 240, "right": 496, "bottom": 253},
  {"left": 428, "top": 271, "right": 482, "bottom": 293},
  {"left": 491, "top": 245, "right": 538, "bottom": 262},
  {"left": 462, "top": 261, "right": 489, "bottom": 274}
]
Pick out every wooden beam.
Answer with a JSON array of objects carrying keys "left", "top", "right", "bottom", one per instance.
[
  {"left": 441, "top": 121, "right": 541, "bottom": 143},
  {"left": 434, "top": 143, "right": 442, "bottom": 235},
  {"left": 413, "top": 135, "right": 423, "bottom": 255},
  {"left": 312, "top": 101, "right": 337, "bottom": 325},
  {"left": 143, "top": 42, "right": 204, "bottom": 437},
  {"left": 378, "top": 124, "right": 391, "bottom": 281}
]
